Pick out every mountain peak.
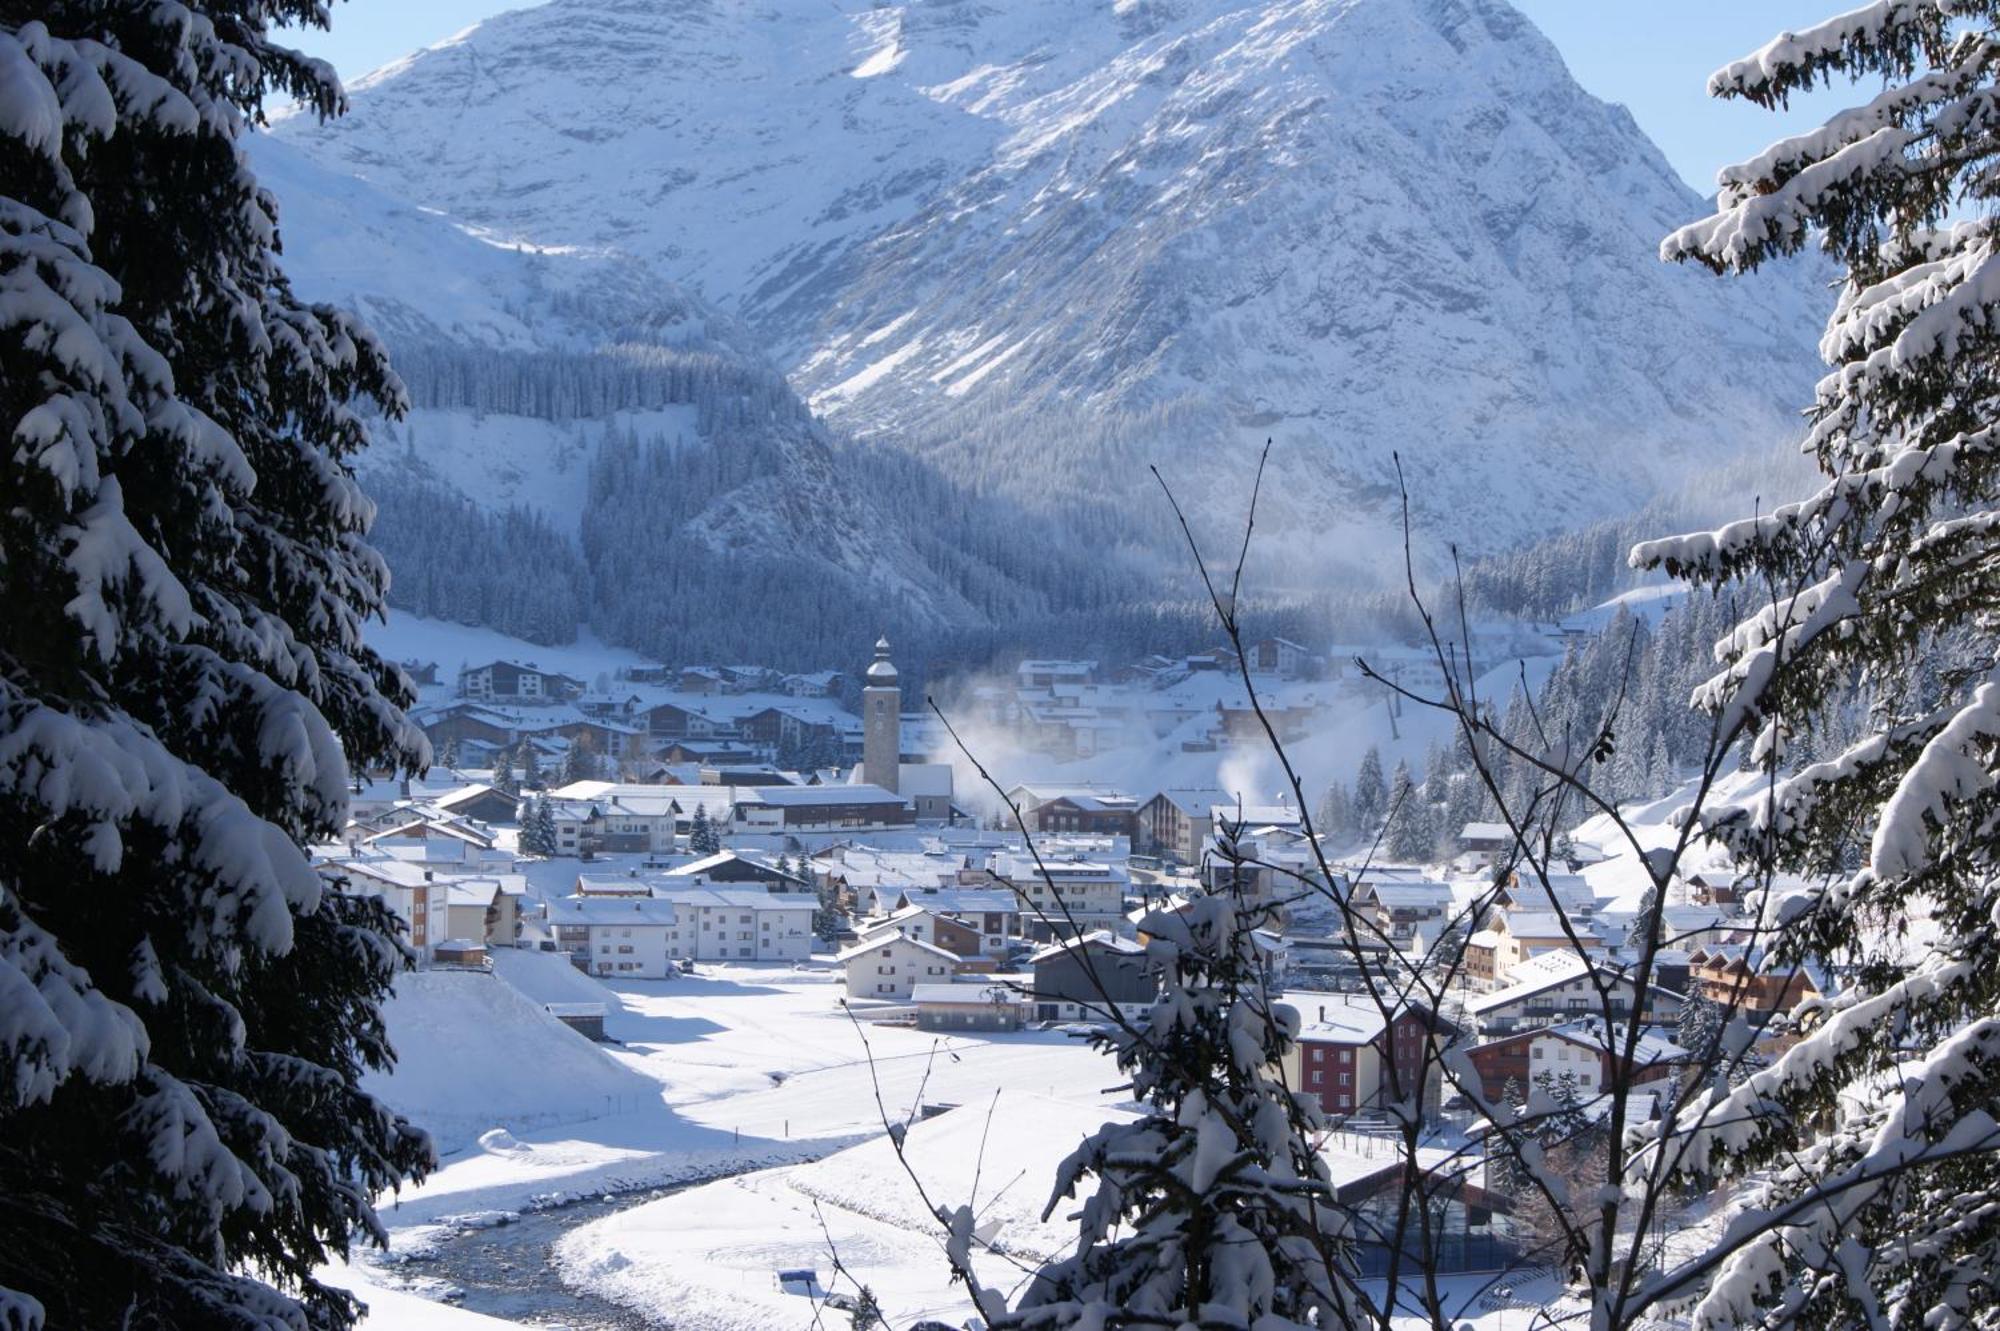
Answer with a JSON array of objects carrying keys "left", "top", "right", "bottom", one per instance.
[{"left": 276, "top": 0, "right": 1824, "bottom": 583}]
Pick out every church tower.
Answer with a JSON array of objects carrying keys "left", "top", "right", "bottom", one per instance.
[{"left": 862, "top": 636, "right": 900, "bottom": 793}]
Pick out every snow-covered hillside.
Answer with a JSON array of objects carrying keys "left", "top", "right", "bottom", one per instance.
[
  {"left": 254, "top": 135, "right": 1008, "bottom": 656},
  {"left": 275, "top": 0, "right": 1825, "bottom": 579}
]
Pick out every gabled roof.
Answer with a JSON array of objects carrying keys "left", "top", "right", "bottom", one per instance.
[
  {"left": 1144, "top": 787, "right": 1230, "bottom": 816},
  {"left": 666, "top": 849, "right": 807, "bottom": 882},
  {"left": 893, "top": 887, "right": 1019, "bottom": 916},
  {"left": 1536, "top": 1019, "right": 1689, "bottom": 1067},
  {"left": 1028, "top": 930, "right": 1147, "bottom": 966},
  {"left": 1465, "top": 952, "right": 1598, "bottom": 1013},
  {"left": 835, "top": 934, "right": 961, "bottom": 964}
]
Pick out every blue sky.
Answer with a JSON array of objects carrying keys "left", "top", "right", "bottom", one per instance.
[{"left": 281, "top": 1, "right": 1852, "bottom": 193}]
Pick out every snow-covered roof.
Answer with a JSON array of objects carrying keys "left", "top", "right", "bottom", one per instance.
[
  {"left": 1285, "top": 991, "right": 1392, "bottom": 1044},
  {"left": 1502, "top": 911, "right": 1599, "bottom": 942},
  {"left": 991, "top": 852, "right": 1124, "bottom": 882},
  {"left": 1212, "top": 803, "right": 1301, "bottom": 827},
  {"left": 1145, "top": 787, "right": 1230, "bottom": 816},
  {"left": 653, "top": 887, "right": 816, "bottom": 911},
  {"left": 910, "top": 982, "right": 1026, "bottom": 1007},
  {"left": 1028, "top": 930, "right": 1146, "bottom": 966},
  {"left": 1536, "top": 1019, "right": 1689, "bottom": 1067},
  {"left": 893, "top": 887, "right": 1019, "bottom": 916},
  {"left": 1465, "top": 951, "right": 1599, "bottom": 1013},
  {"left": 666, "top": 849, "right": 804, "bottom": 880},
  {"left": 738, "top": 784, "right": 905, "bottom": 807},
  {"left": 835, "top": 934, "right": 961, "bottom": 964},
  {"left": 547, "top": 896, "right": 681, "bottom": 927}
]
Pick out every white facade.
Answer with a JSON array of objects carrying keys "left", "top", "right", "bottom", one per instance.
[
  {"left": 839, "top": 933, "right": 957, "bottom": 1000},
  {"left": 652, "top": 887, "right": 816, "bottom": 962},
  {"left": 547, "top": 896, "right": 683, "bottom": 978}
]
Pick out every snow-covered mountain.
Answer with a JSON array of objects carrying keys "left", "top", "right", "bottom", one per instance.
[
  {"left": 274, "top": 0, "right": 1825, "bottom": 582},
  {"left": 255, "top": 137, "right": 1008, "bottom": 658}
]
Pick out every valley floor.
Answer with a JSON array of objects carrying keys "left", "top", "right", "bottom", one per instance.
[{"left": 343, "top": 956, "right": 1128, "bottom": 1329}]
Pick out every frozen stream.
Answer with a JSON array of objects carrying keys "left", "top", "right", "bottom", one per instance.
[{"left": 388, "top": 1187, "right": 683, "bottom": 1329}]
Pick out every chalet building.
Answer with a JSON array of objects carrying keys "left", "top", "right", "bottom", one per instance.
[
  {"left": 1463, "top": 1019, "right": 1689, "bottom": 1106},
  {"left": 1004, "top": 783, "right": 1129, "bottom": 819},
  {"left": 1349, "top": 878, "right": 1456, "bottom": 947},
  {"left": 458, "top": 660, "right": 585, "bottom": 704},
  {"left": 653, "top": 740, "right": 761, "bottom": 767},
  {"left": 1686, "top": 872, "right": 1748, "bottom": 908},
  {"left": 1461, "top": 928, "right": 1501, "bottom": 990},
  {"left": 413, "top": 702, "right": 639, "bottom": 762},
  {"left": 637, "top": 699, "right": 730, "bottom": 743},
  {"left": 666, "top": 850, "right": 813, "bottom": 891},
  {"left": 741, "top": 704, "right": 852, "bottom": 756},
  {"left": 1457, "top": 821, "right": 1516, "bottom": 868},
  {"left": 1245, "top": 636, "right": 1313, "bottom": 678},
  {"left": 1281, "top": 992, "right": 1456, "bottom": 1121},
  {"left": 1135, "top": 787, "right": 1227, "bottom": 865},
  {"left": 892, "top": 763, "right": 956, "bottom": 822},
  {"left": 1033, "top": 792, "right": 1140, "bottom": 839},
  {"left": 913, "top": 981, "right": 1031, "bottom": 1032},
  {"left": 888, "top": 886, "right": 1020, "bottom": 959},
  {"left": 781, "top": 670, "right": 845, "bottom": 698},
  {"left": 443, "top": 877, "right": 526, "bottom": 949},
  {"left": 411, "top": 702, "right": 515, "bottom": 753},
  {"left": 1213, "top": 697, "right": 1318, "bottom": 743},
  {"left": 1466, "top": 952, "right": 1684, "bottom": 1037},
  {"left": 1493, "top": 870, "right": 1598, "bottom": 917},
  {"left": 546, "top": 788, "right": 684, "bottom": 856},
  {"left": 1027, "top": 932, "right": 1154, "bottom": 1023},
  {"left": 1501, "top": 911, "right": 1609, "bottom": 968},
  {"left": 357, "top": 807, "right": 500, "bottom": 851},
  {"left": 431, "top": 783, "right": 522, "bottom": 824},
  {"left": 1017, "top": 659, "right": 1099, "bottom": 689},
  {"left": 991, "top": 852, "right": 1129, "bottom": 940},
  {"left": 839, "top": 932, "right": 959, "bottom": 1000},
  {"left": 1685, "top": 946, "right": 1824, "bottom": 1021},
  {"left": 856, "top": 906, "right": 991, "bottom": 970}
]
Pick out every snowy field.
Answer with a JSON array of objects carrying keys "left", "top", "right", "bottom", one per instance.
[{"left": 348, "top": 952, "right": 1121, "bottom": 1327}]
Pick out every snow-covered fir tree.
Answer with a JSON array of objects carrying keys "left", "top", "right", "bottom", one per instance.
[
  {"left": 0, "top": 6, "right": 432, "bottom": 1327},
  {"left": 1632, "top": 7, "right": 2000, "bottom": 1324},
  {"left": 1352, "top": 746, "right": 1387, "bottom": 832},
  {"left": 520, "top": 797, "right": 558, "bottom": 858},
  {"left": 1315, "top": 780, "right": 1354, "bottom": 845},
  {"left": 559, "top": 735, "right": 596, "bottom": 785},
  {"left": 1002, "top": 890, "right": 1363, "bottom": 1329},
  {"left": 688, "top": 805, "right": 721, "bottom": 855}
]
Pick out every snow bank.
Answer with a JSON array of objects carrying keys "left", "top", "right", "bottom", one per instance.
[
  {"left": 367, "top": 966, "right": 659, "bottom": 1155},
  {"left": 557, "top": 1093, "right": 1132, "bottom": 1330}
]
